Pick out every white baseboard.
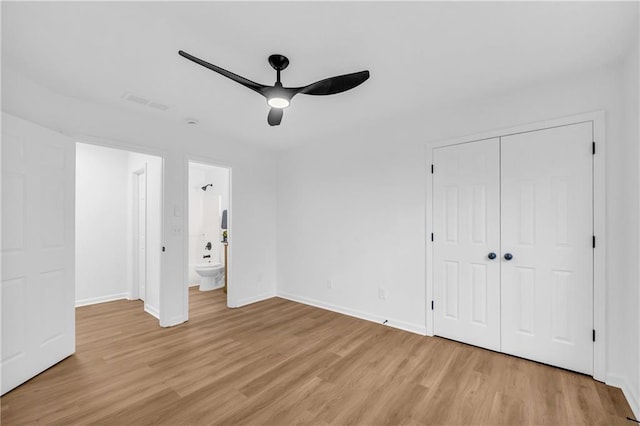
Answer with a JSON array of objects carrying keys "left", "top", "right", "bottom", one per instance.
[
  {"left": 144, "top": 304, "right": 160, "bottom": 320},
  {"left": 232, "top": 292, "right": 276, "bottom": 308},
  {"left": 607, "top": 373, "right": 640, "bottom": 419},
  {"left": 277, "top": 291, "right": 427, "bottom": 336},
  {"left": 75, "top": 293, "right": 128, "bottom": 307},
  {"left": 160, "top": 314, "right": 185, "bottom": 328}
]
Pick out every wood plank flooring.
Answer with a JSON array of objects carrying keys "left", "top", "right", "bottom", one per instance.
[{"left": 1, "top": 288, "right": 635, "bottom": 425}]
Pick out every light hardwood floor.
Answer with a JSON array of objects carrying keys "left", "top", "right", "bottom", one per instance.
[{"left": 1, "top": 288, "right": 635, "bottom": 425}]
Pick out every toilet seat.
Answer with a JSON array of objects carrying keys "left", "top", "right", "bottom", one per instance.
[{"left": 196, "top": 262, "right": 222, "bottom": 270}]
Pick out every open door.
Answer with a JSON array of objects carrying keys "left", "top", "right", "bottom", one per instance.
[{"left": 1, "top": 114, "right": 75, "bottom": 394}]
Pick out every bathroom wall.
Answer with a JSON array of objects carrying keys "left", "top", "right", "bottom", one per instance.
[
  {"left": 188, "top": 162, "right": 229, "bottom": 286},
  {"left": 76, "top": 143, "right": 130, "bottom": 305}
]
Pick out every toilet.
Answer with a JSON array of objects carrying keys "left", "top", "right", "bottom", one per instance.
[{"left": 195, "top": 263, "right": 224, "bottom": 291}]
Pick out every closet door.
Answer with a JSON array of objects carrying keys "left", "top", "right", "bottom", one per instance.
[
  {"left": 433, "top": 138, "right": 501, "bottom": 351},
  {"left": 500, "top": 123, "right": 593, "bottom": 374}
]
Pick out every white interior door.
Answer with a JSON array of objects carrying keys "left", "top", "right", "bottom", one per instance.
[
  {"left": 433, "top": 138, "right": 501, "bottom": 351},
  {"left": 500, "top": 122, "right": 593, "bottom": 374},
  {"left": 137, "top": 170, "right": 147, "bottom": 302},
  {"left": 1, "top": 114, "right": 75, "bottom": 395}
]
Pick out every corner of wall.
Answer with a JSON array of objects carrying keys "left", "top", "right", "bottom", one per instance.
[{"left": 607, "top": 373, "right": 640, "bottom": 419}]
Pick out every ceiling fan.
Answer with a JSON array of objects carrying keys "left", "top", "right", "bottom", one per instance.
[{"left": 178, "top": 50, "right": 370, "bottom": 126}]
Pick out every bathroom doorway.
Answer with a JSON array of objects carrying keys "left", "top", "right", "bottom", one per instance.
[
  {"left": 187, "top": 161, "right": 230, "bottom": 306},
  {"left": 75, "top": 142, "right": 163, "bottom": 320}
]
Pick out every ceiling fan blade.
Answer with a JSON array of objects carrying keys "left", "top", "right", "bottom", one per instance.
[
  {"left": 296, "top": 70, "right": 370, "bottom": 96},
  {"left": 178, "top": 50, "right": 267, "bottom": 95},
  {"left": 267, "top": 108, "right": 283, "bottom": 126}
]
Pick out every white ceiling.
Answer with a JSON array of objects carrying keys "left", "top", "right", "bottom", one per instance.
[{"left": 2, "top": 1, "right": 638, "bottom": 150}]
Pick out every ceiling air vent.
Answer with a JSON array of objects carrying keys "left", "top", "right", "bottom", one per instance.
[
  {"left": 147, "top": 101, "right": 170, "bottom": 111},
  {"left": 121, "top": 92, "right": 171, "bottom": 112}
]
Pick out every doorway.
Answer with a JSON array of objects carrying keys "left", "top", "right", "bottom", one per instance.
[
  {"left": 187, "top": 161, "right": 230, "bottom": 311},
  {"left": 75, "top": 143, "right": 163, "bottom": 320},
  {"left": 0, "top": 115, "right": 167, "bottom": 395}
]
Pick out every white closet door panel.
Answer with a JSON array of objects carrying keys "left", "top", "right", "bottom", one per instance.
[
  {"left": 1, "top": 115, "right": 75, "bottom": 395},
  {"left": 433, "top": 138, "right": 501, "bottom": 351},
  {"left": 500, "top": 122, "right": 593, "bottom": 374}
]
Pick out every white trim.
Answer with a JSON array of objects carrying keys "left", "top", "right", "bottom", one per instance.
[
  {"left": 425, "top": 143, "right": 434, "bottom": 336},
  {"left": 592, "top": 111, "right": 607, "bottom": 382},
  {"left": 607, "top": 373, "right": 640, "bottom": 419},
  {"left": 69, "top": 134, "right": 170, "bottom": 160},
  {"left": 130, "top": 166, "right": 147, "bottom": 302},
  {"left": 162, "top": 314, "right": 184, "bottom": 328},
  {"left": 278, "top": 291, "right": 428, "bottom": 336},
  {"left": 233, "top": 292, "right": 276, "bottom": 308},
  {"left": 144, "top": 304, "right": 160, "bottom": 320},
  {"left": 75, "top": 293, "right": 128, "bottom": 307},
  {"left": 425, "top": 111, "right": 604, "bottom": 148},
  {"left": 426, "top": 111, "right": 606, "bottom": 381}
]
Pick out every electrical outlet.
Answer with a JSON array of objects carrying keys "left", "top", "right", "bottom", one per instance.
[
  {"left": 326, "top": 279, "right": 333, "bottom": 289},
  {"left": 378, "top": 287, "right": 386, "bottom": 300}
]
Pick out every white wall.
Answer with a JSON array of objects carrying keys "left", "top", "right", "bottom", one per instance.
[
  {"left": 127, "top": 152, "right": 163, "bottom": 317},
  {"left": 277, "top": 59, "right": 640, "bottom": 412},
  {"left": 188, "top": 162, "right": 229, "bottom": 286},
  {"left": 75, "top": 143, "right": 129, "bottom": 305},
  {"left": 621, "top": 31, "right": 640, "bottom": 416},
  {"left": 2, "top": 64, "right": 278, "bottom": 325}
]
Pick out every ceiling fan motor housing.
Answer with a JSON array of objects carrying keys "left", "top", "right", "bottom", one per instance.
[{"left": 268, "top": 54, "right": 289, "bottom": 71}]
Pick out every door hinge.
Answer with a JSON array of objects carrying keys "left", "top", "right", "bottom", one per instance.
[
  {"left": 593, "top": 329, "right": 596, "bottom": 342},
  {"left": 593, "top": 141, "right": 596, "bottom": 155},
  {"left": 593, "top": 236, "right": 596, "bottom": 248},
  {"left": 162, "top": 246, "right": 166, "bottom": 252},
  {"left": 431, "top": 164, "right": 434, "bottom": 174},
  {"left": 431, "top": 233, "right": 434, "bottom": 242},
  {"left": 431, "top": 300, "right": 434, "bottom": 310}
]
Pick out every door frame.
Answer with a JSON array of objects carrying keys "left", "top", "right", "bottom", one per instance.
[
  {"left": 425, "top": 110, "right": 606, "bottom": 381},
  {"left": 183, "top": 155, "right": 233, "bottom": 321},
  {"left": 74, "top": 136, "right": 166, "bottom": 325},
  {"left": 131, "top": 166, "right": 147, "bottom": 301}
]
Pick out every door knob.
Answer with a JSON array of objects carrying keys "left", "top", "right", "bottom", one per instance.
[
  {"left": 488, "top": 252, "right": 497, "bottom": 260},
  {"left": 504, "top": 253, "right": 513, "bottom": 261}
]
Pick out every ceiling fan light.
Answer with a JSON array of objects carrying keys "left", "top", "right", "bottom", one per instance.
[{"left": 267, "top": 97, "right": 290, "bottom": 108}]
